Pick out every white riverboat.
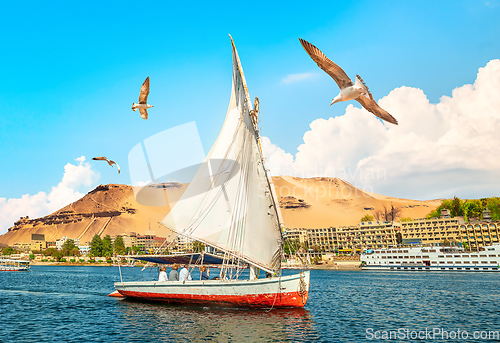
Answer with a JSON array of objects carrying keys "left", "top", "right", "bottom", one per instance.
[
  {"left": 0, "top": 258, "right": 30, "bottom": 271},
  {"left": 361, "top": 244, "right": 500, "bottom": 271}
]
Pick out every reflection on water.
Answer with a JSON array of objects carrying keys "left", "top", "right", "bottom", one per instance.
[{"left": 117, "top": 302, "right": 319, "bottom": 342}]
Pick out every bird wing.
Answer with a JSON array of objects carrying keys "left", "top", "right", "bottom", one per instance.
[
  {"left": 139, "top": 77, "right": 150, "bottom": 104},
  {"left": 299, "top": 38, "right": 353, "bottom": 89},
  {"left": 92, "top": 156, "right": 109, "bottom": 162},
  {"left": 355, "top": 96, "right": 398, "bottom": 125},
  {"left": 139, "top": 108, "right": 148, "bottom": 120},
  {"left": 109, "top": 160, "right": 121, "bottom": 174}
]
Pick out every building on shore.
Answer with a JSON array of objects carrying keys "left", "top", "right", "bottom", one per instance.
[
  {"left": 399, "top": 217, "right": 463, "bottom": 245},
  {"left": 285, "top": 221, "right": 402, "bottom": 254},
  {"left": 284, "top": 214, "right": 500, "bottom": 254},
  {"left": 56, "top": 236, "right": 80, "bottom": 250},
  {"left": 460, "top": 222, "right": 500, "bottom": 251}
]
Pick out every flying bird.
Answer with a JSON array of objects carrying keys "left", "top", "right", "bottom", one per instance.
[
  {"left": 92, "top": 157, "right": 121, "bottom": 174},
  {"left": 299, "top": 38, "right": 398, "bottom": 125},
  {"left": 131, "top": 76, "right": 153, "bottom": 119}
]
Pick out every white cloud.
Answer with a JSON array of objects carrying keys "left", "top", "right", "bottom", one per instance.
[
  {"left": 0, "top": 157, "right": 99, "bottom": 235},
  {"left": 281, "top": 72, "right": 318, "bottom": 84},
  {"left": 263, "top": 59, "right": 500, "bottom": 200}
]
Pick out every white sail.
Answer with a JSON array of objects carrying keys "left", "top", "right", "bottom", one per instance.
[{"left": 161, "top": 36, "right": 283, "bottom": 273}]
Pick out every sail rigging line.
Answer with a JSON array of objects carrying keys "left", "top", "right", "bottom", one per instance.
[
  {"left": 169, "top": 115, "right": 243, "bottom": 243},
  {"left": 227, "top": 125, "right": 251, "bottom": 266},
  {"left": 164, "top": 122, "right": 241, "bottom": 247}
]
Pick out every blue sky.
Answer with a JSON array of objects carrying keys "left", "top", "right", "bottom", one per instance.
[{"left": 1, "top": 0, "right": 500, "bottom": 233}]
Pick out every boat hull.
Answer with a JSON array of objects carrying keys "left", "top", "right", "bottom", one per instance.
[{"left": 114, "top": 271, "right": 310, "bottom": 308}]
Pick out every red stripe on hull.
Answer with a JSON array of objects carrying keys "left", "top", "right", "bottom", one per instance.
[{"left": 118, "top": 290, "right": 309, "bottom": 308}]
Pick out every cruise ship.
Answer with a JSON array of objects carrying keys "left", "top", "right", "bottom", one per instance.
[{"left": 361, "top": 244, "right": 500, "bottom": 271}]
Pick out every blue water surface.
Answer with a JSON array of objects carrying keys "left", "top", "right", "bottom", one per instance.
[{"left": 1, "top": 266, "right": 499, "bottom": 342}]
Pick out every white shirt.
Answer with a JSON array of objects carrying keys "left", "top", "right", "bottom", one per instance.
[
  {"left": 179, "top": 267, "right": 192, "bottom": 282},
  {"left": 158, "top": 271, "right": 168, "bottom": 282}
]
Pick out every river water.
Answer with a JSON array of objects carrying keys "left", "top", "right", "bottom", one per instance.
[{"left": 1, "top": 266, "right": 500, "bottom": 342}]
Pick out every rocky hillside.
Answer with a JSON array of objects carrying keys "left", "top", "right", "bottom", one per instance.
[{"left": 0, "top": 177, "right": 441, "bottom": 246}]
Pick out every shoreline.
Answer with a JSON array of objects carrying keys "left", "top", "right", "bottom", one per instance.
[
  {"left": 311, "top": 261, "right": 361, "bottom": 271},
  {"left": 29, "top": 260, "right": 362, "bottom": 270}
]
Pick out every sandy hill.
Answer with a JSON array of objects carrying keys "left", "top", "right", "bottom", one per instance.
[
  {"left": 0, "top": 177, "right": 441, "bottom": 246},
  {"left": 274, "top": 176, "right": 440, "bottom": 228}
]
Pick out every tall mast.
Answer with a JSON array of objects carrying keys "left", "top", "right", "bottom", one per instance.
[{"left": 228, "top": 35, "right": 286, "bottom": 235}]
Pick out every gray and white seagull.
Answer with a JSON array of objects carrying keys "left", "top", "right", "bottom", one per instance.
[
  {"left": 132, "top": 76, "right": 154, "bottom": 120},
  {"left": 299, "top": 38, "right": 398, "bottom": 125}
]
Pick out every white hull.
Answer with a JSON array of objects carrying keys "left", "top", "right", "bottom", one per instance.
[
  {"left": 361, "top": 244, "right": 500, "bottom": 272},
  {"left": 114, "top": 271, "right": 310, "bottom": 308}
]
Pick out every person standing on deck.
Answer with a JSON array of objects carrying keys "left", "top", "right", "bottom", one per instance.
[
  {"left": 179, "top": 264, "right": 192, "bottom": 282},
  {"left": 169, "top": 264, "right": 179, "bottom": 281}
]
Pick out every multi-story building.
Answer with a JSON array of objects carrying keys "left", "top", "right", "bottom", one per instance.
[
  {"left": 399, "top": 217, "right": 463, "bottom": 245},
  {"left": 172, "top": 235, "right": 194, "bottom": 252},
  {"left": 284, "top": 228, "right": 308, "bottom": 244},
  {"left": 306, "top": 227, "right": 337, "bottom": 252},
  {"left": 79, "top": 245, "right": 91, "bottom": 255},
  {"left": 286, "top": 216, "right": 500, "bottom": 254},
  {"left": 30, "top": 233, "right": 46, "bottom": 252},
  {"left": 338, "top": 221, "right": 401, "bottom": 252},
  {"left": 121, "top": 232, "right": 137, "bottom": 248},
  {"left": 136, "top": 235, "right": 155, "bottom": 253},
  {"left": 12, "top": 242, "right": 31, "bottom": 252},
  {"left": 460, "top": 222, "right": 500, "bottom": 251},
  {"left": 56, "top": 236, "right": 80, "bottom": 250},
  {"left": 285, "top": 221, "right": 402, "bottom": 254}
]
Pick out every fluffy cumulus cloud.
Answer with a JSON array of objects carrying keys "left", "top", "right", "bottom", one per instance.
[
  {"left": 0, "top": 157, "right": 99, "bottom": 235},
  {"left": 263, "top": 59, "right": 500, "bottom": 200}
]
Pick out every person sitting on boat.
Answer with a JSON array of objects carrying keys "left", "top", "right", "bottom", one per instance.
[
  {"left": 179, "top": 264, "right": 192, "bottom": 282},
  {"left": 169, "top": 264, "right": 179, "bottom": 281},
  {"left": 158, "top": 266, "right": 168, "bottom": 282},
  {"left": 199, "top": 266, "right": 210, "bottom": 280}
]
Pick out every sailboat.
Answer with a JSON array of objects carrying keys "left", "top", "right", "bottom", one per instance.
[{"left": 112, "top": 36, "right": 310, "bottom": 308}]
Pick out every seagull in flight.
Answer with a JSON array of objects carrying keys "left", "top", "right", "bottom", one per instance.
[
  {"left": 299, "top": 39, "right": 398, "bottom": 125},
  {"left": 92, "top": 157, "right": 120, "bottom": 174},
  {"left": 132, "top": 76, "right": 153, "bottom": 119}
]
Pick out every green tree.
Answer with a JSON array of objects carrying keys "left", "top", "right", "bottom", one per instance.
[
  {"left": 2, "top": 246, "right": 16, "bottom": 255},
  {"left": 284, "top": 239, "right": 300, "bottom": 255},
  {"left": 427, "top": 197, "right": 464, "bottom": 219},
  {"left": 53, "top": 250, "right": 64, "bottom": 262},
  {"left": 400, "top": 217, "right": 413, "bottom": 222},
  {"left": 102, "top": 235, "right": 113, "bottom": 257},
  {"left": 192, "top": 241, "right": 205, "bottom": 253},
  {"left": 486, "top": 197, "right": 500, "bottom": 221},
  {"left": 450, "top": 196, "right": 464, "bottom": 217},
  {"left": 113, "top": 236, "right": 126, "bottom": 255},
  {"left": 90, "top": 234, "right": 103, "bottom": 257},
  {"left": 462, "top": 199, "right": 483, "bottom": 222},
  {"left": 43, "top": 248, "right": 57, "bottom": 257},
  {"left": 360, "top": 214, "right": 374, "bottom": 223},
  {"left": 62, "top": 239, "right": 78, "bottom": 256}
]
